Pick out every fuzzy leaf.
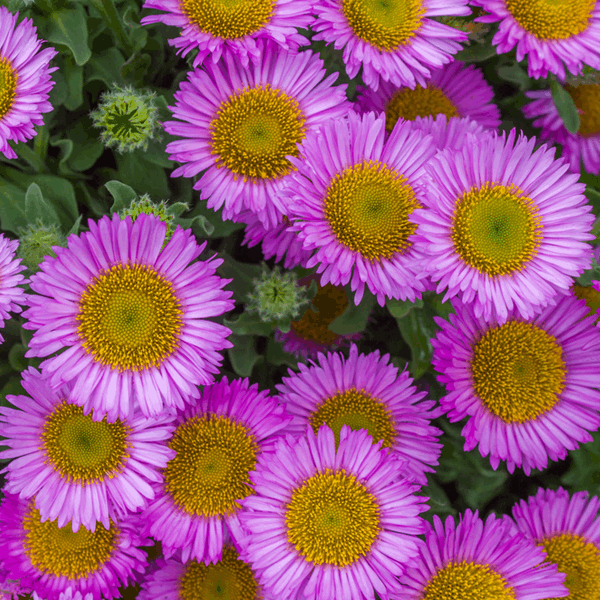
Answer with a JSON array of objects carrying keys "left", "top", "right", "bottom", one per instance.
[
  {"left": 24, "top": 183, "right": 61, "bottom": 227},
  {"left": 550, "top": 79, "right": 580, "bottom": 134},
  {"left": 44, "top": 7, "right": 92, "bottom": 66},
  {"left": 106, "top": 180, "right": 137, "bottom": 213}
]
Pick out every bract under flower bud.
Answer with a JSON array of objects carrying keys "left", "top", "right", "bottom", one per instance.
[
  {"left": 119, "top": 195, "right": 176, "bottom": 242},
  {"left": 18, "top": 222, "right": 66, "bottom": 274}
]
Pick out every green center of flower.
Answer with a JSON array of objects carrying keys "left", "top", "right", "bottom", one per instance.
[
  {"left": 566, "top": 83, "right": 600, "bottom": 136},
  {"left": 164, "top": 415, "right": 259, "bottom": 517},
  {"left": 541, "top": 534, "right": 600, "bottom": 600},
  {"left": 342, "top": 0, "right": 425, "bottom": 51},
  {"left": 452, "top": 183, "right": 542, "bottom": 277},
  {"left": 423, "top": 561, "right": 516, "bottom": 600},
  {"left": 23, "top": 507, "right": 117, "bottom": 578},
  {"left": 42, "top": 401, "right": 130, "bottom": 483},
  {"left": 309, "top": 388, "right": 396, "bottom": 448},
  {"left": 77, "top": 263, "right": 183, "bottom": 372},
  {"left": 385, "top": 86, "right": 460, "bottom": 132},
  {"left": 325, "top": 160, "right": 420, "bottom": 262},
  {"left": 0, "top": 56, "right": 17, "bottom": 120},
  {"left": 181, "top": 0, "right": 275, "bottom": 39},
  {"left": 178, "top": 547, "right": 259, "bottom": 600},
  {"left": 285, "top": 469, "right": 380, "bottom": 567},
  {"left": 211, "top": 84, "right": 306, "bottom": 181},
  {"left": 471, "top": 321, "right": 566, "bottom": 424},
  {"left": 505, "top": 0, "right": 594, "bottom": 40}
]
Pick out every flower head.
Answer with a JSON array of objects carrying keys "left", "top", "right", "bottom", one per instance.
[
  {"left": 0, "top": 7, "right": 57, "bottom": 159},
  {"left": 23, "top": 213, "right": 234, "bottom": 421},
  {"left": 410, "top": 114, "right": 489, "bottom": 152},
  {"left": 432, "top": 294, "right": 600, "bottom": 474}
]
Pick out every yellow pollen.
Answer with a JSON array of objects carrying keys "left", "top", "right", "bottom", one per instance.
[
  {"left": 0, "top": 56, "right": 17, "bottom": 120},
  {"left": 385, "top": 86, "right": 460, "bottom": 132},
  {"left": 76, "top": 263, "right": 183, "bottom": 372},
  {"left": 505, "top": 0, "right": 594, "bottom": 40},
  {"left": 309, "top": 388, "right": 396, "bottom": 447},
  {"left": 423, "top": 560, "right": 516, "bottom": 600},
  {"left": 290, "top": 284, "right": 349, "bottom": 345},
  {"left": 452, "top": 183, "right": 543, "bottom": 277},
  {"left": 342, "top": 0, "right": 425, "bottom": 51},
  {"left": 471, "top": 320, "right": 566, "bottom": 424},
  {"left": 23, "top": 507, "right": 117, "bottom": 578},
  {"left": 164, "top": 414, "right": 259, "bottom": 517},
  {"left": 42, "top": 401, "right": 130, "bottom": 484},
  {"left": 573, "top": 284, "right": 600, "bottom": 320},
  {"left": 210, "top": 84, "right": 306, "bottom": 182},
  {"left": 541, "top": 533, "right": 600, "bottom": 600},
  {"left": 565, "top": 83, "right": 600, "bottom": 137},
  {"left": 178, "top": 546, "right": 260, "bottom": 600},
  {"left": 181, "top": 0, "right": 275, "bottom": 39},
  {"left": 285, "top": 469, "right": 380, "bottom": 567},
  {"left": 325, "top": 160, "right": 421, "bottom": 262}
]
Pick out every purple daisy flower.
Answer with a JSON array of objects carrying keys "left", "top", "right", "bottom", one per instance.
[
  {"left": 410, "top": 114, "right": 490, "bottom": 152},
  {"left": 0, "top": 494, "right": 149, "bottom": 600},
  {"left": 432, "top": 294, "right": 600, "bottom": 474},
  {"left": 0, "top": 7, "right": 57, "bottom": 159},
  {"left": 165, "top": 41, "right": 352, "bottom": 228},
  {"left": 412, "top": 128, "right": 594, "bottom": 323},
  {"left": 141, "top": 377, "right": 291, "bottom": 564},
  {"left": 22, "top": 213, "right": 234, "bottom": 421},
  {"left": 288, "top": 111, "right": 437, "bottom": 306},
  {"left": 523, "top": 85, "right": 600, "bottom": 175},
  {"left": 239, "top": 425, "right": 428, "bottom": 600},
  {"left": 355, "top": 60, "right": 501, "bottom": 132},
  {"left": 0, "top": 233, "right": 27, "bottom": 343},
  {"left": 0, "top": 367, "right": 176, "bottom": 533},
  {"left": 396, "top": 509, "right": 568, "bottom": 599},
  {"left": 140, "top": 0, "right": 313, "bottom": 69},
  {"left": 312, "top": 0, "right": 470, "bottom": 91},
  {"left": 472, "top": 0, "right": 600, "bottom": 80},
  {"left": 276, "top": 344, "right": 442, "bottom": 485},
  {"left": 512, "top": 487, "right": 600, "bottom": 599}
]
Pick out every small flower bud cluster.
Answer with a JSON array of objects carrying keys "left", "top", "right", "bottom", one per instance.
[
  {"left": 119, "top": 195, "right": 176, "bottom": 242},
  {"left": 18, "top": 222, "right": 66, "bottom": 273}
]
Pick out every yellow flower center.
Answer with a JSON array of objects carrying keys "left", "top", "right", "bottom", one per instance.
[
  {"left": 309, "top": 388, "right": 396, "bottom": 447},
  {"left": 385, "top": 86, "right": 460, "bottom": 132},
  {"left": 210, "top": 84, "right": 306, "bottom": 182},
  {"left": 23, "top": 507, "right": 117, "bottom": 578},
  {"left": 42, "top": 401, "right": 130, "bottom": 483},
  {"left": 285, "top": 469, "right": 380, "bottom": 567},
  {"left": 566, "top": 83, "right": 600, "bottom": 137},
  {"left": 0, "top": 56, "right": 17, "bottom": 120},
  {"left": 342, "top": 0, "right": 425, "bottom": 51},
  {"left": 180, "top": 0, "right": 275, "bottom": 39},
  {"left": 423, "top": 561, "right": 516, "bottom": 600},
  {"left": 471, "top": 321, "right": 566, "bottom": 424},
  {"left": 505, "top": 0, "right": 594, "bottom": 40},
  {"left": 164, "top": 415, "right": 259, "bottom": 517},
  {"left": 451, "top": 183, "right": 543, "bottom": 277},
  {"left": 77, "top": 263, "right": 183, "bottom": 372},
  {"left": 324, "top": 160, "right": 421, "bottom": 262},
  {"left": 541, "top": 533, "right": 600, "bottom": 600},
  {"left": 573, "top": 284, "right": 600, "bottom": 320},
  {"left": 178, "top": 547, "right": 260, "bottom": 600}
]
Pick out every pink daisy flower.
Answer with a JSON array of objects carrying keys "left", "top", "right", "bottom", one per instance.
[
  {"left": 431, "top": 294, "right": 600, "bottom": 474},
  {"left": 523, "top": 85, "right": 600, "bottom": 174},
  {"left": 472, "top": 0, "right": 600, "bottom": 79},
  {"left": 141, "top": 377, "right": 291, "bottom": 564},
  {"left": 0, "top": 367, "right": 176, "bottom": 533},
  {"left": 22, "top": 213, "right": 234, "bottom": 421},
  {"left": 312, "top": 0, "right": 470, "bottom": 91},
  {"left": 512, "top": 487, "right": 600, "bottom": 599},
  {"left": 397, "top": 509, "right": 568, "bottom": 599},
  {"left": 276, "top": 344, "right": 442, "bottom": 485},
  {"left": 0, "top": 7, "right": 57, "bottom": 159},
  {"left": 0, "top": 233, "right": 27, "bottom": 343},
  {"left": 140, "top": 0, "right": 313, "bottom": 69},
  {"left": 412, "top": 128, "right": 594, "bottom": 323},
  {"left": 410, "top": 114, "right": 490, "bottom": 152},
  {"left": 239, "top": 425, "right": 428, "bottom": 600},
  {"left": 165, "top": 41, "right": 352, "bottom": 228},
  {"left": 288, "top": 111, "right": 437, "bottom": 306},
  {"left": 355, "top": 60, "right": 501, "bottom": 132},
  {"left": 0, "top": 494, "right": 149, "bottom": 600}
]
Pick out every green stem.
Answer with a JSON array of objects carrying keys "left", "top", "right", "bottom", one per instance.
[{"left": 89, "top": 0, "right": 132, "bottom": 54}]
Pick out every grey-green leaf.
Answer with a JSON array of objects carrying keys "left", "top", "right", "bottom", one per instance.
[{"left": 550, "top": 79, "right": 580, "bottom": 134}]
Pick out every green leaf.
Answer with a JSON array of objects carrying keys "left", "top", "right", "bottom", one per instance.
[
  {"left": 44, "top": 7, "right": 92, "bottom": 66},
  {"left": 115, "top": 152, "right": 170, "bottom": 198},
  {"left": 266, "top": 337, "right": 300, "bottom": 370},
  {"left": 550, "top": 78, "right": 580, "bottom": 134},
  {"left": 121, "top": 52, "right": 151, "bottom": 85},
  {"left": 454, "top": 42, "right": 497, "bottom": 63},
  {"left": 0, "top": 180, "right": 27, "bottom": 233},
  {"left": 86, "top": 47, "right": 126, "bottom": 87},
  {"left": 422, "top": 477, "right": 457, "bottom": 518},
  {"left": 47, "top": 68, "right": 68, "bottom": 109},
  {"left": 24, "top": 183, "right": 61, "bottom": 227},
  {"left": 63, "top": 57, "right": 84, "bottom": 112},
  {"left": 217, "top": 255, "right": 263, "bottom": 304},
  {"left": 106, "top": 180, "right": 137, "bottom": 212},
  {"left": 497, "top": 61, "right": 531, "bottom": 91},
  {"left": 8, "top": 344, "right": 28, "bottom": 373},
  {"left": 68, "top": 214, "right": 83, "bottom": 236},
  {"left": 328, "top": 288, "right": 375, "bottom": 335},
  {"left": 227, "top": 335, "right": 262, "bottom": 377},
  {"left": 178, "top": 214, "right": 215, "bottom": 238},
  {"left": 224, "top": 312, "right": 273, "bottom": 337},
  {"left": 386, "top": 297, "right": 423, "bottom": 319}
]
